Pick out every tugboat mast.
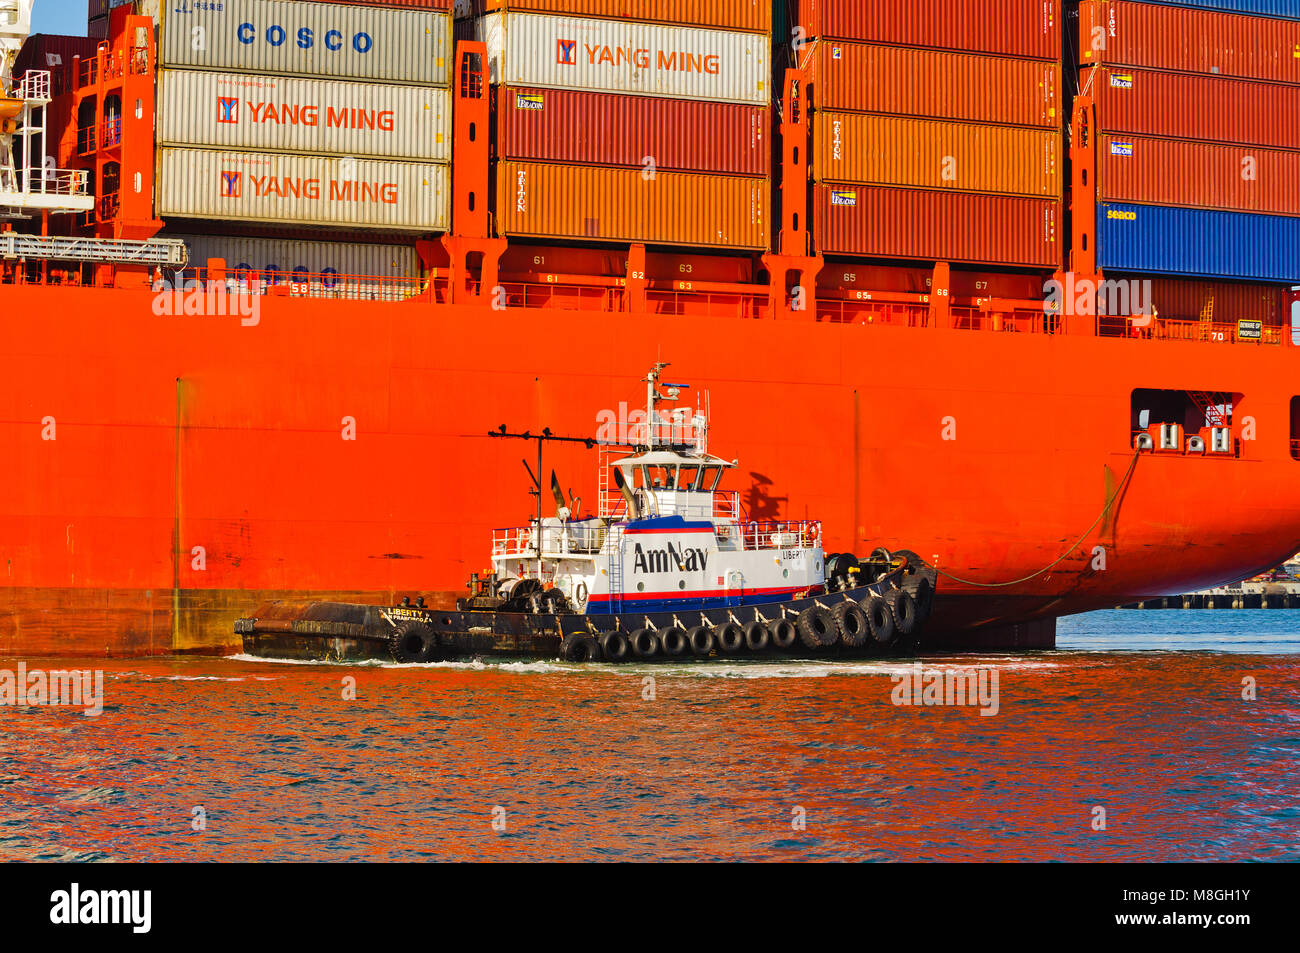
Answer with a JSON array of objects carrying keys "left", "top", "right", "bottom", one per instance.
[{"left": 487, "top": 425, "right": 595, "bottom": 579}]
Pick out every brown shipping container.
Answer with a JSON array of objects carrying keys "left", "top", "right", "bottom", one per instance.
[
  {"left": 497, "top": 161, "right": 768, "bottom": 250},
  {"left": 810, "top": 43, "right": 1060, "bottom": 128},
  {"left": 813, "top": 112, "right": 1060, "bottom": 197},
  {"left": 1099, "top": 134, "right": 1300, "bottom": 217},
  {"left": 1110, "top": 275, "right": 1284, "bottom": 325},
  {"left": 799, "top": 0, "right": 1060, "bottom": 61},
  {"left": 813, "top": 185, "right": 1060, "bottom": 268},
  {"left": 497, "top": 87, "right": 769, "bottom": 176},
  {"left": 454, "top": 0, "right": 770, "bottom": 35},
  {"left": 1096, "top": 67, "right": 1300, "bottom": 151},
  {"left": 1081, "top": 0, "right": 1300, "bottom": 85}
]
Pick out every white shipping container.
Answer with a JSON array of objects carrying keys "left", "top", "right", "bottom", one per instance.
[
  {"left": 157, "top": 70, "right": 451, "bottom": 162},
  {"left": 171, "top": 233, "right": 421, "bottom": 280},
  {"left": 475, "top": 12, "right": 767, "bottom": 105},
  {"left": 156, "top": 0, "right": 452, "bottom": 86},
  {"left": 157, "top": 148, "right": 449, "bottom": 232}
]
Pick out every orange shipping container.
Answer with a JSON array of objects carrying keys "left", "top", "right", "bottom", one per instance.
[
  {"left": 1080, "top": 0, "right": 1300, "bottom": 85},
  {"left": 1098, "top": 134, "right": 1300, "bottom": 217},
  {"left": 813, "top": 111, "right": 1060, "bottom": 197},
  {"left": 454, "top": 0, "right": 770, "bottom": 34},
  {"left": 496, "top": 161, "right": 769, "bottom": 250},
  {"left": 808, "top": 42, "right": 1060, "bottom": 128}
]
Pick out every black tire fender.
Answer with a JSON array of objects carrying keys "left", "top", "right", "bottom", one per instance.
[
  {"left": 687, "top": 625, "right": 714, "bottom": 656},
  {"left": 886, "top": 588, "right": 918, "bottom": 637},
  {"left": 796, "top": 606, "right": 837, "bottom": 649},
  {"left": 768, "top": 617, "right": 797, "bottom": 650},
  {"left": 629, "top": 628, "right": 660, "bottom": 659},
  {"left": 599, "top": 630, "right": 629, "bottom": 663},
  {"left": 832, "top": 601, "right": 870, "bottom": 648},
  {"left": 715, "top": 622, "right": 744, "bottom": 654},
  {"left": 913, "top": 577, "right": 934, "bottom": 619},
  {"left": 865, "top": 596, "right": 897, "bottom": 646},
  {"left": 388, "top": 621, "right": 437, "bottom": 663},
  {"left": 743, "top": 620, "right": 770, "bottom": 652},
  {"left": 660, "top": 626, "right": 689, "bottom": 657},
  {"left": 559, "top": 632, "right": 603, "bottom": 663}
]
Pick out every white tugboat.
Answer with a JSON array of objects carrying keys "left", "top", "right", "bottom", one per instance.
[
  {"left": 237, "top": 365, "right": 937, "bottom": 663},
  {"left": 487, "top": 363, "right": 825, "bottom": 618}
]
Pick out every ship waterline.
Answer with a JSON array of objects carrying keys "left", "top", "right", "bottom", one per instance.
[{"left": 2, "top": 284, "right": 1298, "bottom": 656}]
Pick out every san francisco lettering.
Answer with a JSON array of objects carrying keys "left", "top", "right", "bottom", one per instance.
[{"left": 632, "top": 542, "right": 709, "bottom": 574}]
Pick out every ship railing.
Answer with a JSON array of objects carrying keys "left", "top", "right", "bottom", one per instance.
[
  {"left": 813, "top": 300, "right": 930, "bottom": 327},
  {"left": 498, "top": 281, "right": 621, "bottom": 311},
  {"left": 491, "top": 523, "right": 605, "bottom": 559},
  {"left": 713, "top": 491, "right": 741, "bottom": 521},
  {"left": 98, "top": 192, "right": 120, "bottom": 222},
  {"left": 647, "top": 287, "right": 765, "bottom": 320},
  {"left": 102, "top": 116, "right": 122, "bottom": 149},
  {"left": 76, "top": 122, "right": 97, "bottom": 156},
  {"left": 736, "top": 520, "right": 821, "bottom": 551},
  {"left": 1151, "top": 318, "right": 1284, "bottom": 346},
  {"left": 190, "top": 267, "right": 426, "bottom": 303},
  {"left": 18, "top": 70, "right": 52, "bottom": 102}
]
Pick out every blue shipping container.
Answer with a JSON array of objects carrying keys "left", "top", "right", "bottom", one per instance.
[
  {"left": 1145, "top": 0, "right": 1300, "bottom": 18},
  {"left": 1097, "top": 203, "right": 1300, "bottom": 283}
]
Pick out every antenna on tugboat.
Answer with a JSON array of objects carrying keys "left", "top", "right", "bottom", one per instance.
[{"left": 488, "top": 425, "right": 600, "bottom": 578}]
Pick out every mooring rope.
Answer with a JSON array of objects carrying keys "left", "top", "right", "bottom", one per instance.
[{"left": 916, "top": 449, "right": 1143, "bottom": 589}]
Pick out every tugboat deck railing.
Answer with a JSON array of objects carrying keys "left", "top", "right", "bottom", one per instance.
[{"left": 491, "top": 518, "right": 820, "bottom": 560}]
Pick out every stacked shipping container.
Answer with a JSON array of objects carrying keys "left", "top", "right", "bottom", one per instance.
[
  {"left": 466, "top": 2, "right": 771, "bottom": 249},
  {"left": 1085, "top": 0, "right": 1300, "bottom": 282},
  {"left": 803, "top": 0, "right": 1063, "bottom": 268},
  {"left": 146, "top": 0, "right": 454, "bottom": 233}
]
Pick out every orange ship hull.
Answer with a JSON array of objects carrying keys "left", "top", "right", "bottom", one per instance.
[{"left": 2, "top": 283, "right": 1299, "bottom": 656}]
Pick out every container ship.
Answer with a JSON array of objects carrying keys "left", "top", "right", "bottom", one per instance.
[{"left": 1, "top": 0, "right": 1298, "bottom": 657}]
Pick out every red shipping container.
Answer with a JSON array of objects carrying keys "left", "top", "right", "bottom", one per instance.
[
  {"left": 13, "top": 34, "right": 99, "bottom": 78},
  {"left": 1095, "top": 66, "right": 1300, "bottom": 151},
  {"left": 813, "top": 185, "right": 1060, "bottom": 268},
  {"left": 798, "top": 0, "right": 1060, "bottom": 61},
  {"left": 496, "top": 87, "right": 769, "bottom": 176},
  {"left": 1080, "top": 0, "right": 1300, "bottom": 85},
  {"left": 1099, "top": 134, "right": 1300, "bottom": 217},
  {"left": 809, "top": 42, "right": 1060, "bottom": 128},
  {"left": 457, "top": 0, "right": 769, "bottom": 34}
]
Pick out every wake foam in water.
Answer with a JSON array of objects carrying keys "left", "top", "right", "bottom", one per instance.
[{"left": 226, "top": 653, "right": 1061, "bottom": 679}]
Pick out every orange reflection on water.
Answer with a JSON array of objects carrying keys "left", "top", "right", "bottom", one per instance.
[{"left": 0, "top": 653, "right": 1296, "bottom": 861}]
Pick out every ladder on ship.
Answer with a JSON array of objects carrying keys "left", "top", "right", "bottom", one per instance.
[
  {"left": 0, "top": 233, "right": 188, "bottom": 266},
  {"left": 1188, "top": 390, "right": 1228, "bottom": 427},
  {"left": 607, "top": 524, "right": 625, "bottom": 615}
]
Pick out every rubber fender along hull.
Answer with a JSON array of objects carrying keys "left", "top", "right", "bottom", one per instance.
[{"left": 236, "top": 557, "right": 938, "bottom": 663}]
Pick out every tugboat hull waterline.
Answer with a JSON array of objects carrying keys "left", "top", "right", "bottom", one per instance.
[{"left": 2, "top": 2, "right": 1299, "bottom": 657}]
